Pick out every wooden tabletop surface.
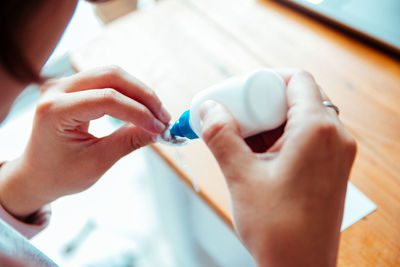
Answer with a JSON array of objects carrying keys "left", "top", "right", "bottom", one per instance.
[{"left": 70, "top": 0, "right": 400, "bottom": 265}]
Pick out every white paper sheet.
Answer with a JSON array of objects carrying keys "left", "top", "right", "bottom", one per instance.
[{"left": 341, "top": 182, "right": 376, "bottom": 231}]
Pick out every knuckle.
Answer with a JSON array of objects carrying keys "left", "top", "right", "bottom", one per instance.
[
  {"left": 307, "top": 117, "right": 338, "bottom": 141},
  {"left": 102, "top": 88, "right": 119, "bottom": 104},
  {"left": 138, "top": 105, "right": 150, "bottom": 115},
  {"left": 316, "top": 120, "right": 337, "bottom": 136},
  {"left": 140, "top": 86, "right": 158, "bottom": 102},
  {"left": 344, "top": 134, "right": 357, "bottom": 158},
  {"left": 40, "top": 78, "right": 59, "bottom": 94},
  {"left": 314, "top": 119, "right": 337, "bottom": 135},
  {"left": 36, "top": 98, "right": 55, "bottom": 118},
  {"left": 147, "top": 90, "right": 159, "bottom": 103},
  {"left": 102, "top": 65, "right": 124, "bottom": 79},
  {"left": 148, "top": 91, "right": 162, "bottom": 109}
]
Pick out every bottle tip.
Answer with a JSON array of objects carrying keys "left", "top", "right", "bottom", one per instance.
[
  {"left": 170, "top": 122, "right": 181, "bottom": 137},
  {"left": 170, "top": 110, "right": 199, "bottom": 140}
]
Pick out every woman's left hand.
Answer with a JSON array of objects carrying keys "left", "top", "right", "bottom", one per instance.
[{"left": 0, "top": 66, "right": 171, "bottom": 219}]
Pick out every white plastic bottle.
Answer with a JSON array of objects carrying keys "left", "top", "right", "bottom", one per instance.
[{"left": 166, "top": 69, "right": 288, "bottom": 143}]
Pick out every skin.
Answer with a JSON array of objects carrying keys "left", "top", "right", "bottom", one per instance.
[
  {"left": 0, "top": 0, "right": 171, "bottom": 219},
  {"left": 200, "top": 70, "right": 357, "bottom": 267},
  {"left": 0, "top": 0, "right": 356, "bottom": 266},
  {"left": 0, "top": 66, "right": 171, "bottom": 219}
]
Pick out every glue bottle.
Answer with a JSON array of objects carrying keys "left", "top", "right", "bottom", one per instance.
[{"left": 168, "top": 69, "right": 288, "bottom": 141}]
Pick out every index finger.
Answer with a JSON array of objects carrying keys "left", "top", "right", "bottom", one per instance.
[
  {"left": 53, "top": 66, "right": 171, "bottom": 124},
  {"left": 274, "top": 69, "right": 325, "bottom": 109},
  {"left": 286, "top": 70, "right": 324, "bottom": 113},
  {"left": 52, "top": 89, "right": 166, "bottom": 134}
]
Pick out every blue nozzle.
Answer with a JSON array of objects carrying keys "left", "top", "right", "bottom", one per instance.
[{"left": 170, "top": 110, "right": 199, "bottom": 139}]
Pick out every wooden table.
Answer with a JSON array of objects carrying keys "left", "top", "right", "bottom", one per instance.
[{"left": 70, "top": 0, "right": 400, "bottom": 265}]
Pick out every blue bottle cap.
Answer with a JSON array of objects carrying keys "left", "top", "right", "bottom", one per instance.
[{"left": 170, "top": 110, "right": 199, "bottom": 139}]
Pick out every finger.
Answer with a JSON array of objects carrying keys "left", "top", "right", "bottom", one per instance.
[
  {"left": 97, "top": 124, "right": 157, "bottom": 164},
  {"left": 55, "top": 66, "right": 171, "bottom": 124},
  {"left": 200, "top": 100, "right": 256, "bottom": 183},
  {"left": 279, "top": 72, "right": 344, "bottom": 161},
  {"left": 56, "top": 89, "right": 166, "bottom": 134},
  {"left": 317, "top": 85, "right": 330, "bottom": 101},
  {"left": 286, "top": 70, "right": 325, "bottom": 113}
]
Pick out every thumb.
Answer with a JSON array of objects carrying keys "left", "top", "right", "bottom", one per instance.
[
  {"left": 97, "top": 124, "right": 157, "bottom": 165},
  {"left": 200, "top": 101, "right": 255, "bottom": 182}
]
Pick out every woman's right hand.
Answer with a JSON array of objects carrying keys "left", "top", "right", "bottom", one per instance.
[{"left": 200, "top": 70, "right": 357, "bottom": 267}]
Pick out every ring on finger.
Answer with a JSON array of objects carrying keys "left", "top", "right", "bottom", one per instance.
[{"left": 322, "top": 100, "right": 339, "bottom": 115}]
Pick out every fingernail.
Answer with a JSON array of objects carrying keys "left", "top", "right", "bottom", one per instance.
[
  {"left": 199, "top": 100, "right": 219, "bottom": 122},
  {"left": 158, "top": 104, "right": 171, "bottom": 124},
  {"left": 153, "top": 119, "right": 166, "bottom": 133}
]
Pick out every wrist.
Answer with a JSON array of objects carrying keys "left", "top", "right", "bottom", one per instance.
[
  {"left": 250, "top": 219, "right": 340, "bottom": 267},
  {"left": 0, "top": 158, "right": 50, "bottom": 220}
]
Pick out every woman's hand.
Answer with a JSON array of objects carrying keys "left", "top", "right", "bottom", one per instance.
[
  {"left": 0, "top": 66, "right": 171, "bottom": 219},
  {"left": 200, "top": 70, "right": 356, "bottom": 267}
]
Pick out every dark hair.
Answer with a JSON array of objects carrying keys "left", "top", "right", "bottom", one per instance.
[
  {"left": 0, "top": 0, "right": 48, "bottom": 84},
  {"left": 0, "top": 0, "right": 109, "bottom": 84}
]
